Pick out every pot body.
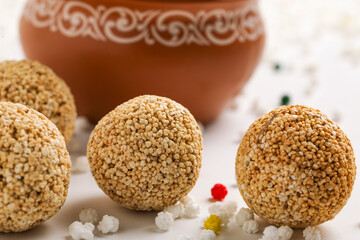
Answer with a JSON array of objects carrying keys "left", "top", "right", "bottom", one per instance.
[{"left": 20, "top": 0, "right": 265, "bottom": 124}]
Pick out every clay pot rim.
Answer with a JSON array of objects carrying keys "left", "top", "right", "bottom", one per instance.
[{"left": 74, "top": 0, "right": 256, "bottom": 7}]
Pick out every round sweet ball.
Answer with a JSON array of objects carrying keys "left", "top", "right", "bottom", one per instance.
[
  {"left": 235, "top": 105, "right": 356, "bottom": 228},
  {"left": 0, "top": 102, "right": 71, "bottom": 232},
  {"left": 0, "top": 60, "right": 76, "bottom": 142},
  {"left": 87, "top": 95, "right": 202, "bottom": 211}
]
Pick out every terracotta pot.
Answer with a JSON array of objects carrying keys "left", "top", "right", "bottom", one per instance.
[{"left": 20, "top": 0, "right": 265, "bottom": 124}]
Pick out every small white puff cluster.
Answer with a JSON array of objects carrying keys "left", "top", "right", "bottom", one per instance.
[
  {"left": 164, "top": 202, "right": 185, "bottom": 219},
  {"left": 97, "top": 215, "right": 119, "bottom": 234},
  {"left": 235, "top": 208, "right": 254, "bottom": 226},
  {"left": 199, "top": 229, "right": 216, "bottom": 240},
  {"left": 199, "top": 200, "right": 238, "bottom": 236},
  {"left": 74, "top": 116, "right": 92, "bottom": 134},
  {"left": 235, "top": 207, "right": 259, "bottom": 234},
  {"left": 79, "top": 208, "right": 99, "bottom": 224},
  {"left": 242, "top": 220, "right": 259, "bottom": 234},
  {"left": 208, "top": 200, "right": 238, "bottom": 227},
  {"left": 259, "top": 226, "right": 278, "bottom": 240},
  {"left": 278, "top": 226, "right": 293, "bottom": 240},
  {"left": 69, "top": 208, "right": 120, "bottom": 240},
  {"left": 69, "top": 222, "right": 95, "bottom": 240},
  {"left": 303, "top": 226, "right": 321, "bottom": 240},
  {"left": 155, "top": 212, "right": 174, "bottom": 231},
  {"left": 208, "top": 202, "right": 229, "bottom": 225},
  {"left": 155, "top": 195, "right": 201, "bottom": 231},
  {"left": 223, "top": 200, "right": 238, "bottom": 218},
  {"left": 68, "top": 116, "right": 92, "bottom": 153},
  {"left": 181, "top": 195, "right": 201, "bottom": 218},
  {"left": 259, "top": 225, "right": 293, "bottom": 240},
  {"left": 74, "top": 155, "right": 90, "bottom": 173}
]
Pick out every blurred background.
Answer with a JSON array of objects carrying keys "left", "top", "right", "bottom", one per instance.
[{"left": 1, "top": 0, "right": 360, "bottom": 130}]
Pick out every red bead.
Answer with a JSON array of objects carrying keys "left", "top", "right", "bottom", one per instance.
[{"left": 211, "top": 183, "right": 228, "bottom": 201}]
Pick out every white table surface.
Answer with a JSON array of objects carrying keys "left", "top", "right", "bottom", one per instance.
[{"left": 1, "top": 0, "right": 360, "bottom": 239}]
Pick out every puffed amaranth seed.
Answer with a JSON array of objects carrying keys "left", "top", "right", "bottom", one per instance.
[
  {"left": 0, "top": 60, "right": 76, "bottom": 142},
  {"left": 87, "top": 95, "right": 202, "bottom": 211},
  {"left": 0, "top": 102, "right": 71, "bottom": 232},
  {"left": 236, "top": 105, "right": 356, "bottom": 228}
]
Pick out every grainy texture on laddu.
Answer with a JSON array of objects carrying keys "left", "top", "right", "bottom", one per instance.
[
  {"left": 0, "top": 102, "right": 71, "bottom": 232},
  {"left": 236, "top": 105, "right": 356, "bottom": 228},
  {"left": 87, "top": 95, "right": 202, "bottom": 211},
  {"left": 0, "top": 60, "right": 76, "bottom": 142}
]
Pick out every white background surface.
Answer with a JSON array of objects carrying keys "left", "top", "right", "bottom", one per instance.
[{"left": 1, "top": 0, "right": 360, "bottom": 239}]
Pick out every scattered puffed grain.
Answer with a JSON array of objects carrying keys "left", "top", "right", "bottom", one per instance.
[
  {"left": 97, "top": 215, "right": 119, "bottom": 234},
  {"left": 181, "top": 195, "right": 201, "bottom": 218},
  {"left": 259, "top": 226, "right": 279, "bottom": 240},
  {"left": 74, "top": 155, "right": 90, "bottom": 173},
  {"left": 278, "top": 225, "right": 293, "bottom": 240},
  {"left": 79, "top": 208, "right": 99, "bottom": 224},
  {"left": 224, "top": 200, "right": 238, "bottom": 218},
  {"left": 303, "top": 226, "right": 321, "bottom": 240},
  {"left": 242, "top": 219, "right": 259, "bottom": 234},
  {"left": 69, "top": 221, "right": 94, "bottom": 240},
  {"left": 199, "top": 229, "right": 216, "bottom": 240},
  {"left": 74, "top": 116, "right": 92, "bottom": 134},
  {"left": 164, "top": 202, "right": 185, "bottom": 219},
  {"left": 208, "top": 202, "right": 230, "bottom": 225},
  {"left": 235, "top": 208, "right": 254, "bottom": 227},
  {"left": 155, "top": 212, "right": 174, "bottom": 231}
]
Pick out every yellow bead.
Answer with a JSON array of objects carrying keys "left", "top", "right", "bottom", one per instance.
[{"left": 204, "top": 214, "right": 222, "bottom": 235}]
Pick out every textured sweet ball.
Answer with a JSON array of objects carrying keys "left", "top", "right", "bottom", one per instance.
[
  {"left": 0, "top": 102, "right": 71, "bottom": 232},
  {"left": 0, "top": 60, "right": 76, "bottom": 142},
  {"left": 87, "top": 95, "right": 202, "bottom": 211},
  {"left": 235, "top": 105, "right": 356, "bottom": 228},
  {"left": 211, "top": 184, "right": 228, "bottom": 201}
]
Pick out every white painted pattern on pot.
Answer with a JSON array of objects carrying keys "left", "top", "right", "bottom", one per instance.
[{"left": 23, "top": 0, "right": 264, "bottom": 47}]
